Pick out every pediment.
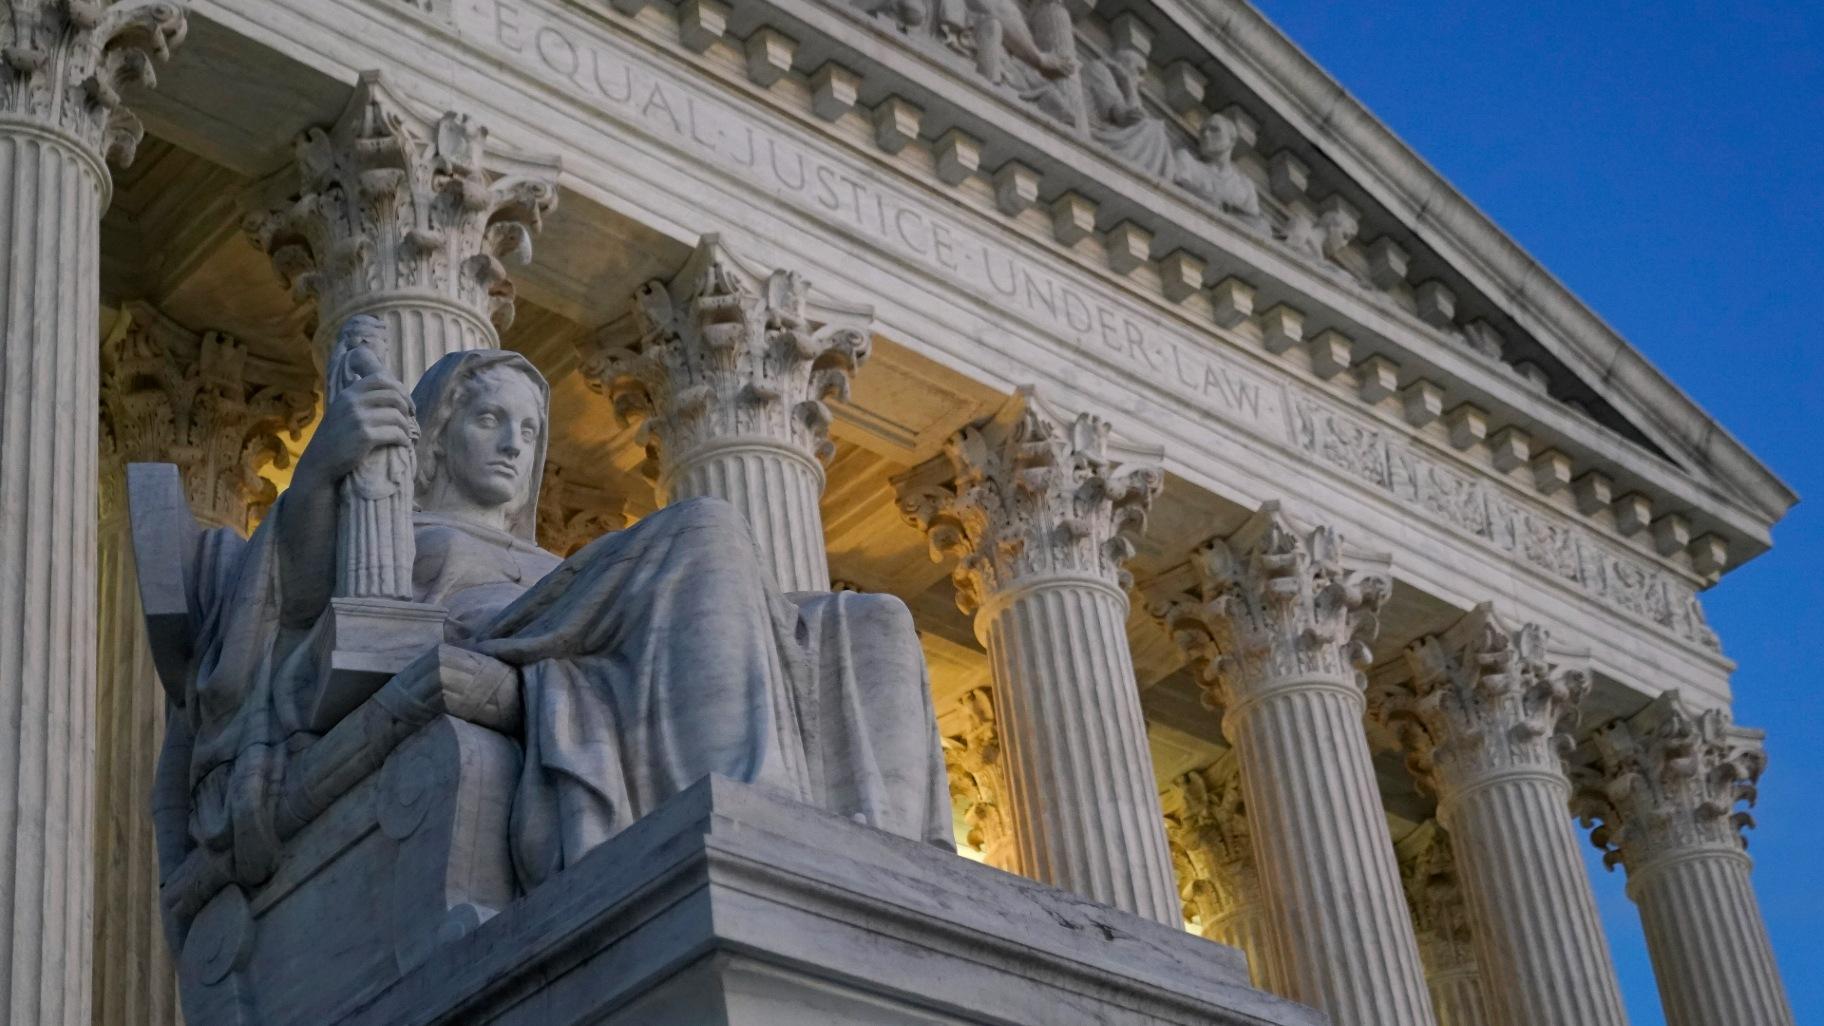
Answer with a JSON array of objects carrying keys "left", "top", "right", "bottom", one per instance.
[{"left": 797, "top": 0, "right": 1793, "bottom": 576}]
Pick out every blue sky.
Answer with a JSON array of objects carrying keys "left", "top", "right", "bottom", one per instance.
[{"left": 1247, "top": 2, "right": 1824, "bottom": 1021}]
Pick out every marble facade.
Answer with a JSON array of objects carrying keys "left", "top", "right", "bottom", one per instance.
[{"left": 0, "top": 0, "right": 1801, "bottom": 1024}]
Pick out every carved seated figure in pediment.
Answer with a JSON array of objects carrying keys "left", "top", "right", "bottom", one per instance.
[
  {"left": 937, "top": 0, "right": 1088, "bottom": 132},
  {"left": 138, "top": 316, "right": 951, "bottom": 1026},
  {"left": 1175, "top": 113, "right": 1266, "bottom": 228},
  {"left": 1081, "top": 45, "right": 1179, "bottom": 181}
]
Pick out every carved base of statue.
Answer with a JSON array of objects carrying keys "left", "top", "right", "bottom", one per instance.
[
  {"left": 308, "top": 596, "right": 449, "bottom": 731},
  {"left": 278, "top": 777, "right": 1328, "bottom": 1026}
]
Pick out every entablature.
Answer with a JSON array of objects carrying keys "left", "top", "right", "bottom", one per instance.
[{"left": 145, "top": 0, "right": 1738, "bottom": 704}]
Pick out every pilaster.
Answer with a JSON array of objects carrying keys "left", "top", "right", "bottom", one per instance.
[
  {"left": 0, "top": 5, "right": 185, "bottom": 1025},
  {"left": 1155, "top": 503, "right": 1435, "bottom": 1026},
  {"left": 1164, "top": 756, "right": 1269, "bottom": 985},
  {"left": 94, "top": 306, "right": 313, "bottom": 1026},
  {"left": 247, "top": 70, "right": 558, "bottom": 384},
  {"left": 1379, "top": 603, "right": 1629, "bottom": 1026},
  {"left": 893, "top": 387, "right": 1178, "bottom": 924},
  {"left": 1575, "top": 693, "right": 1794, "bottom": 1026},
  {"left": 582, "top": 236, "right": 871, "bottom": 592}
]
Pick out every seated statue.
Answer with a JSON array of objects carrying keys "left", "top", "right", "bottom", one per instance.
[
  {"left": 147, "top": 317, "right": 952, "bottom": 1016},
  {"left": 1174, "top": 113, "right": 1266, "bottom": 228},
  {"left": 1081, "top": 47, "right": 1179, "bottom": 181}
]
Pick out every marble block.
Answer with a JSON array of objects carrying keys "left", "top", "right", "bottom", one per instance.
[{"left": 332, "top": 776, "right": 1325, "bottom": 1026}]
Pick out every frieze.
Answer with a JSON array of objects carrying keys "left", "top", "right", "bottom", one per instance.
[
  {"left": 1287, "top": 393, "right": 1716, "bottom": 650},
  {"left": 445, "top": 0, "right": 1717, "bottom": 653}
]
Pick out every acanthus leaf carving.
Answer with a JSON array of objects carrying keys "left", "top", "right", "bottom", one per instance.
[
  {"left": 940, "top": 685, "right": 1011, "bottom": 865},
  {"left": 0, "top": 0, "right": 187, "bottom": 169},
  {"left": 1572, "top": 691, "right": 1765, "bottom": 875},
  {"left": 1374, "top": 603, "right": 1589, "bottom": 796},
  {"left": 536, "top": 457, "right": 626, "bottom": 557},
  {"left": 578, "top": 235, "right": 872, "bottom": 482},
  {"left": 1164, "top": 757, "right": 1259, "bottom": 931},
  {"left": 1153, "top": 502, "right": 1390, "bottom": 715},
  {"left": 99, "top": 306, "right": 318, "bottom": 533},
  {"left": 246, "top": 70, "right": 558, "bottom": 345},
  {"left": 1396, "top": 821, "right": 1476, "bottom": 973},
  {"left": 890, "top": 385, "right": 1162, "bottom": 615}
]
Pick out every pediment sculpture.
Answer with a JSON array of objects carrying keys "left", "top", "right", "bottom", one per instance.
[{"left": 135, "top": 316, "right": 952, "bottom": 1024}]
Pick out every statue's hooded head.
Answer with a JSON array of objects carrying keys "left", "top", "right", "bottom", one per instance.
[{"left": 410, "top": 349, "right": 551, "bottom": 541}]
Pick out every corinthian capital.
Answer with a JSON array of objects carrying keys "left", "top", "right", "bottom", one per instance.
[
  {"left": 1165, "top": 756, "right": 1257, "bottom": 925},
  {"left": 246, "top": 70, "right": 558, "bottom": 347},
  {"left": 941, "top": 685, "right": 1011, "bottom": 865},
  {"left": 99, "top": 304, "right": 317, "bottom": 531},
  {"left": 1397, "top": 821, "right": 1476, "bottom": 972},
  {"left": 578, "top": 234, "right": 871, "bottom": 480},
  {"left": 0, "top": 0, "right": 186, "bottom": 168},
  {"left": 1375, "top": 603, "right": 1589, "bottom": 793},
  {"left": 1154, "top": 502, "right": 1390, "bottom": 710},
  {"left": 891, "top": 386, "right": 1163, "bottom": 614},
  {"left": 1573, "top": 692, "right": 1765, "bottom": 875}
]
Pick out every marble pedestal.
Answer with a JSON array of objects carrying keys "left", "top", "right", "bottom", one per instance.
[{"left": 337, "top": 776, "right": 1323, "bottom": 1026}]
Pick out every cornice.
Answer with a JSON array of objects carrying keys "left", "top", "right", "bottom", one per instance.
[{"left": 1160, "top": 0, "right": 1797, "bottom": 530}]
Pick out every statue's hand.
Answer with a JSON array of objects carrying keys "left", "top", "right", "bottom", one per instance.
[
  {"left": 387, "top": 644, "right": 521, "bottom": 732},
  {"left": 292, "top": 375, "right": 415, "bottom": 494}
]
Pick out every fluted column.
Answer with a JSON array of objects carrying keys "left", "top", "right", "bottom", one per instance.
[
  {"left": 1576, "top": 693, "right": 1794, "bottom": 1026},
  {"left": 93, "top": 308, "right": 314, "bottom": 1026},
  {"left": 1165, "top": 756, "right": 1271, "bottom": 985},
  {"left": 1377, "top": 604, "right": 1628, "bottom": 1026},
  {"left": 581, "top": 236, "right": 870, "bottom": 593},
  {"left": 0, "top": 6, "right": 185, "bottom": 1025},
  {"left": 248, "top": 70, "right": 558, "bottom": 384},
  {"left": 1398, "top": 822, "right": 1490, "bottom": 1026},
  {"left": 1156, "top": 503, "right": 1435, "bottom": 1026},
  {"left": 893, "top": 388, "right": 1178, "bottom": 923}
]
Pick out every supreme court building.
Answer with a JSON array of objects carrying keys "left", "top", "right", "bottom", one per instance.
[{"left": 0, "top": 1, "right": 1800, "bottom": 1025}]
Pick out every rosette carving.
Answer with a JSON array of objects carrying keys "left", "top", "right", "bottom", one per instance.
[
  {"left": 580, "top": 235, "right": 871, "bottom": 481},
  {"left": 1373, "top": 603, "right": 1589, "bottom": 795},
  {"left": 1154, "top": 502, "right": 1390, "bottom": 711},
  {"left": 0, "top": 0, "right": 186, "bottom": 167},
  {"left": 1573, "top": 692, "right": 1765, "bottom": 874},
  {"left": 892, "top": 386, "right": 1163, "bottom": 614},
  {"left": 99, "top": 307, "right": 317, "bottom": 531},
  {"left": 247, "top": 71, "right": 558, "bottom": 341}
]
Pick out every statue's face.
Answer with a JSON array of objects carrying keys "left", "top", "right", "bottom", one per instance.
[{"left": 440, "top": 368, "right": 543, "bottom": 510}]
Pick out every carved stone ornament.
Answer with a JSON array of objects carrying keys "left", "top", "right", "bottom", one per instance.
[
  {"left": 0, "top": 0, "right": 187, "bottom": 169},
  {"left": 892, "top": 385, "right": 1163, "bottom": 615},
  {"left": 1397, "top": 821, "right": 1476, "bottom": 972},
  {"left": 246, "top": 70, "right": 559, "bottom": 341},
  {"left": 941, "top": 685, "right": 1011, "bottom": 863},
  {"left": 1164, "top": 757, "right": 1257, "bottom": 928},
  {"left": 1573, "top": 691, "right": 1766, "bottom": 875},
  {"left": 100, "top": 306, "right": 316, "bottom": 532},
  {"left": 1375, "top": 603, "right": 1590, "bottom": 796},
  {"left": 536, "top": 457, "right": 625, "bottom": 557},
  {"left": 579, "top": 234, "right": 872, "bottom": 481},
  {"left": 1153, "top": 502, "right": 1391, "bottom": 713}
]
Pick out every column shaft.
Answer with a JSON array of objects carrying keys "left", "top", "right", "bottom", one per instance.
[
  {"left": 1426, "top": 966, "right": 1488, "bottom": 1026},
  {"left": 1631, "top": 850, "right": 1792, "bottom": 1026},
  {"left": 662, "top": 439, "right": 829, "bottom": 593},
  {"left": 95, "top": 517, "right": 180, "bottom": 1026},
  {"left": 1442, "top": 773, "right": 1628, "bottom": 1026},
  {"left": 1228, "top": 680, "right": 1435, "bottom": 1024},
  {"left": 0, "top": 126, "right": 103, "bottom": 1026},
  {"left": 1207, "top": 897, "right": 1272, "bottom": 986},
  {"left": 985, "top": 580, "right": 1178, "bottom": 923},
  {"left": 324, "top": 301, "right": 495, "bottom": 389}
]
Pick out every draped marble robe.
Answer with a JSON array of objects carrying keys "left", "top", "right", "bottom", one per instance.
[{"left": 166, "top": 349, "right": 951, "bottom": 897}]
